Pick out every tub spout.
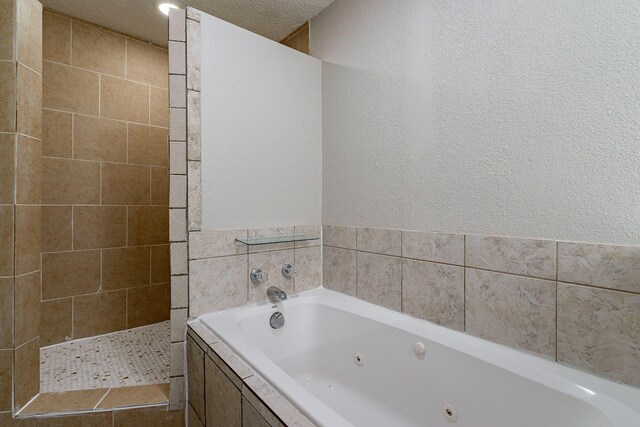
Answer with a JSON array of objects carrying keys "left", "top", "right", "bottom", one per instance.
[{"left": 267, "top": 286, "right": 287, "bottom": 302}]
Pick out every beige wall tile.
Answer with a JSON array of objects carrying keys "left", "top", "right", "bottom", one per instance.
[
  {"left": 466, "top": 235, "right": 556, "bottom": 280},
  {"left": 126, "top": 39, "right": 168, "bottom": 88},
  {"left": 169, "top": 9, "right": 186, "bottom": 42},
  {"left": 169, "top": 174, "right": 186, "bottom": 208},
  {"left": 465, "top": 268, "right": 556, "bottom": 358},
  {"left": 40, "top": 297, "right": 72, "bottom": 346},
  {"left": 43, "top": 11, "right": 71, "bottom": 64},
  {"left": 43, "top": 61, "right": 99, "bottom": 115},
  {"left": 188, "top": 229, "right": 247, "bottom": 259},
  {"left": 0, "top": 278, "right": 13, "bottom": 349},
  {"left": 0, "top": 0, "right": 15, "bottom": 61},
  {"left": 128, "top": 123, "right": 168, "bottom": 166},
  {"left": 187, "top": 338, "right": 205, "bottom": 422},
  {"left": 42, "top": 158, "right": 100, "bottom": 204},
  {"left": 205, "top": 356, "right": 242, "bottom": 427},
  {"left": 101, "top": 162, "right": 150, "bottom": 205},
  {"left": 14, "top": 271, "right": 39, "bottom": 346},
  {"left": 402, "top": 259, "right": 464, "bottom": 331},
  {"left": 74, "top": 114, "right": 127, "bottom": 162},
  {"left": 102, "top": 246, "right": 150, "bottom": 290},
  {"left": 170, "top": 308, "right": 187, "bottom": 342},
  {"left": 41, "top": 205, "right": 72, "bottom": 252},
  {"left": 113, "top": 405, "right": 184, "bottom": 427},
  {"left": 14, "top": 337, "right": 39, "bottom": 410},
  {"left": 169, "top": 107, "right": 186, "bottom": 141},
  {"left": 246, "top": 226, "right": 295, "bottom": 253},
  {"left": 169, "top": 75, "right": 186, "bottom": 108},
  {"left": 14, "top": 205, "right": 40, "bottom": 275},
  {"left": 187, "top": 90, "right": 200, "bottom": 159},
  {"left": 151, "top": 167, "right": 169, "bottom": 205},
  {"left": 294, "top": 246, "right": 321, "bottom": 293},
  {"left": 357, "top": 227, "right": 402, "bottom": 256},
  {"left": 0, "top": 61, "right": 16, "bottom": 132},
  {"left": 558, "top": 242, "right": 640, "bottom": 293},
  {"left": 168, "top": 41, "right": 185, "bottom": 75},
  {"left": 42, "top": 250, "right": 100, "bottom": 300},
  {"left": 15, "top": 135, "right": 41, "bottom": 204},
  {"left": 0, "top": 411, "right": 36, "bottom": 426},
  {"left": 187, "top": 161, "right": 201, "bottom": 230},
  {"left": 97, "top": 384, "right": 169, "bottom": 409},
  {"left": 71, "top": 21, "right": 125, "bottom": 76},
  {"left": 189, "top": 255, "right": 248, "bottom": 316},
  {"left": 0, "top": 207, "right": 13, "bottom": 276},
  {"left": 16, "top": 64, "right": 42, "bottom": 139},
  {"left": 0, "top": 134, "right": 15, "bottom": 204},
  {"left": 42, "top": 109, "right": 72, "bottom": 158},
  {"left": 169, "top": 142, "right": 186, "bottom": 175},
  {"left": 171, "top": 275, "right": 188, "bottom": 309},
  {"left": 73, "top": 205, "right": 126, "bottom": 250},
  {"left": 0, "top": 349, "right": 11, "bottom": 411},
  {"left": 100, "top": 75, "right": 149, "bottom": 123},
  {"left": 127, "top": 283, "right": 170, "bottom": 328},
  {"left": 73, "top": 290, "right": 126, "bottom": 338},
  {"left": 402, "top": 230, "right": 464, "bottom": 265},
  {"left": 37, "top": 411, "right": 112, "bottom": 427},
  {"left": 293, "top": 224, "right": 321, "bottom": 248},
  {"left": 128, "top": 206, "right": 169, "bottom": 245},
  {"left": 323, "top": 246, "right": 356, "bottom": 296},
  {"left": 19, "top": 388, "right": 108, "bottom": 415},
  {"left": 357, "top": 251, "right": 401, "bottom": 310},
  {"left": 248, "top": 250, "right": 294, "bottom": 304},
  {"left": 323, "top": 225, "right": 356, "bottom": 249},
  {"left": 150, "top": 87, "right": 169, "bottom": 127},
  {"left": 170, "top": 242, "right": 187, "bottom": 275},
  {"left": 16, "top": 0, "right": 42, "bottom": 73},
  {"left": 151, "top": 244, "right": 170, "bottom": 284},
  {"left": 557, "top": 283, "right": 640, "bottom": 387}
]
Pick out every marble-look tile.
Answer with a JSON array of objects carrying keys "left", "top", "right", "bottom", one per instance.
[
  {"left": 171, "top": 275, "right": 188, "bottom": 309},
  {"left": 558, "top": 242, "right": 640, "bottom": 294},
  {"left": 247, "top": 226, "right": 295, "bottom": 253},
  {"left": 248, "top": 250, "right": 294, "bottom": 303},
  {"left": 466, "top": 235, "right": 556, "bottom": 279},
  {"left": 323, "top": 224, "right": 356, "bottom": 248},
  {"left": 189, "top": 255, "right": 248, "bottom": 316},
  {"left": 323, "top": 246, "right": 356, "bottom": 296},
  {"left": 357, "top": 227, "right": 401, "bottom": 256},
  {"left": 205, "top": 356, "right": 241, "bottom": 426},
  {"left": 189, "top": 229, "right": 247, "bottom": 259},
  {"left": 187, "top": 160, "right": 201, "bottom": 231},
  {"left": 402, "top": 259, "right": 464, "bottom": 331},
  {"left": 186, "top": 7, "right": 201, "bottom": 22},
  {"left": 402, "top": 230, "right": 464, "bottom": 266},
  {"left": 187, "top": 90, "right": 200, "bottom": 161},
  {"left": 169, "top": 8, "right": 186, "bottom": 42},
  {"left": 243, "top": 376, "right": 314, "bottom": 427},
  {"left": 186, "top": 18, "right": 200, "bottom": 91},
  {"left": 294, "top": 246, "right": 321, "bottom": 293},
  {"left": 465, "top": 269, "right": 556, "bottom": 358},
  {"left": 294, "top": 224, "right": 321, "bottom": 248},
  {"left": 169, "top": 208, "right": 187, "bottom": 242},
  {"left": 357, "top": 252, "right": 401, "bottom": 311},
  {"left": 557, "top": 283, "right": 640, "bottom": 387},
  {"left": 169, "top": 142, "right": 186, "bottom": 175},
  {"left": 170, "top": 242, "right": 188, "bottom": 275}
]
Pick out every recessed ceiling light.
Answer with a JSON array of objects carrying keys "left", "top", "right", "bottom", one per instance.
[{"left": 159, "top": 3, "right": 179, "bottom": 16}]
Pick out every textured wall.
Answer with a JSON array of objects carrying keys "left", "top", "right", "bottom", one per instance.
[
  {"left": 41, "top": 11, "right": 170, "bottom": 346},
  {"left": 312, "top": 0, "right": 640, "bottom": 245}
]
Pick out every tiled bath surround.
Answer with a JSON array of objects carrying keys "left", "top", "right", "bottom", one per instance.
[{"left": 323, "top": 225, "right": 640, "bottom": 388}]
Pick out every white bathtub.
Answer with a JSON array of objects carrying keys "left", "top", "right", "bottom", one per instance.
[{"left": 198, "top": 288, "right": 640, "bottom": 427}]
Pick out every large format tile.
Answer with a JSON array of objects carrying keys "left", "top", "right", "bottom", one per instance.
[
  {"left": 189, "top": 255, "right": 248, "bottom": 316},
  {"left": 0, "top": 134, "right": 15, "bottom": 204},
  {"left": 150, "top": 87, "right": 169, "bottom": 127},
  {"left": 248, "top": 250, "right": 294, "bottom": 303},
  {"left": 71, "top": 21, "right": 125, "bottom": 76},
  {"left": 0, "top": 207, "right": 13, "bottom": 276},
  {"left": 465, "top": 235, "right": 556, "bottom": 279},
  {"left": 323, "top": 246, "right": 356, "bottom": 296},
  {"left": 151, "top": 167, "right": 169, "bottom": 206},
  {"left": 558, "top": 242, "right": 640, "bottom": 294},
  {"left": 189, "top": 229, "right": 247, "bottom": 259},
  {"left": 39, "top": 297, "right": 72, "bottom": 346},
  {"left": 402, "top": 230, "right": 464, "bottom": 265},
  {"left": 72, "top": 205, "right": 127, "bottom": 250},
  {"left": 128, "top": 124, "right": 168, "bottom": 166},
  {"left": 0, "top": 62, "right": 15, "bottom": 133},
  {"left": 101, "top": 163, "right": 150, "bottom": 205},
  {"left": 0, "top": 278, "right": 13, "bottom": 348},
  {"left": 41, "top": 250, "right": 100, "bottom": 299},
  {"left": 74, "top": 115, "right": 127, "bottom": 162},
  {"left": 73, "top": 290, "right": 127, "bottom": 338},
  {"left": 557, "top": 283, "right": 640, "bottom": 387},
  {"left": 15, "top": 135, "right": 41, "bottom": 204},
  {"left": 126, "top": 39, "right": 168, "bottom": 88},
  {"left": 205, "top": 356, "right": 242, "bottom": 427},
  {"left": 16, "top": 0, "right": 42, "bottom": 73},
  {"left": 42, "top": 109, "right": 72, "bottom": 158},
  {"left": 43, "top": 61, "right": 99, "bottom": 115},
  {"left": 294, "top": 246, "right": 322, "bottom": 293},
  {"left": 38, "top": 412, "right": 112, "bottom": 427},
  {"left": 0, "top": 349, "right": 11, "bottom": 411},
  {"left": 127, "top": 206, "right": 168, "bottom": 245},
  {"left": 357, "top": 227, "right": 401, "bottom": 256},
  {"left": 14, "top": 271, "right": 40, "bottom": 346},
  {"left": 187, "top": 337, "right": 205, "bottom": 422},
  {"left": 100, "top": 75, "right": 149, "bottom": 123},
  {"left": 16, "top": 64, "right": 42, "bottom": 139},
  {"left": 356, "top": 251, "right": 401, "bottom": 311},
  {"left": 402, "top": 259, "right": 464, "bottom": 331},
  {"left": 41, "top": 205, "right": 72, "bottom": 252},
  {"left": 113, "top": 405, "right": 184, "bottom": 427},
  {"left": 151, "top": 244, "right": 170, "bottom": 284},
  {"left": 127, "top": 283, "right": 170, "bottom": 328},
  {"left": 0, "top": 0, "right": 15, "bottom": 61},
  {"left": 465, "top": 269, "right": 556, "bottom": 358},
  {"left": 14, "top": 205, "right": 40, "bottom": 275},
  {"left": 102, "top": 246, "right": 150, "bottom": 290},
  {"left": 42, "top": 158, "right": 100, "bottom": 204},
  {"left": 43, "top": 11, "right": 71, "bottom": 64}
]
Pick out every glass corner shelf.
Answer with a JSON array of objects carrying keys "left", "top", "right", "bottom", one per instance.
[{"left": 235, "top": 233, "right": 320, "bottom": 246}]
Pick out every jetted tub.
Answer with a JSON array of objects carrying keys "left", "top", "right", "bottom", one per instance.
[{"left": 198, "top": 288, "right": 640, "bottom": 427}]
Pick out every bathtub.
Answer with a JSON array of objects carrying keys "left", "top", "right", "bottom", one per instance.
[{"left": 198, "top": 288, "right": 640, "bottom": 427}]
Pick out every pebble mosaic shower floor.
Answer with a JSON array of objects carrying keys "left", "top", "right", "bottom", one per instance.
[{"left": 40, "top": 321, "right": 170, "bottom": 393}]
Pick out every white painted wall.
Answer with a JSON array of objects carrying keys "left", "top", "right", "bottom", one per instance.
[
  {"left": 200, "top": 13, "right": 322, "bottom": 230},
  {"left": 312, "top": 0, "right": 640, "bottom": 245}
]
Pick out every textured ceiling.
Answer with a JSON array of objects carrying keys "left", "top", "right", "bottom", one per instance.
[{"left": 39, "top": 0, "right": 334, "bottom": 45}]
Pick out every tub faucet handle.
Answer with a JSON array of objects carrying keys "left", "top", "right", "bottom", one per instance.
[
  {"left": 281, "top": 263, "right": 298, "bottom": 278},
  {"left": 250, "top": 268, "right": 268, "bottom": 284}
]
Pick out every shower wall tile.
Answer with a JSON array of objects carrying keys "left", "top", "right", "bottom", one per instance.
[
  {"left": 42, "top": 158, "right": 100, "bottom": 204},
  {"left": 16, "top": 64, "right": 42, "bottom": 139},
  {"left": 151, "top": 244, "right": 170, "bottom": 284},
  {"left": 42, "top": 109, "right": 72, "bottom": 158},
  {"left": 294, "top": 224, "right": 321, "bottom": 248},
  {"left": 39, "top": 298, "right": 72, "bottom": 347},
  {"left": 127, "top": 206, "right": 169, "bottom": 245},
  {"left": 465, "top": 269, "right": 556, "bottom": 359},
  {"left": 127, "top": 283, "right": 170, "bottom": 328},
  {"left": 16, "top": 0, "right": 41, "bottom": 73},
  {"left": 41, "top": 205, "right": 72, "bottom": 252},
  {"left": 170, "top": 108, "right": 186, "bottom": 141},
  {"left": 169, "top": 8, "right": 186, "bottom": 42},
  {"left": 151, "top": 167, "right": 170, "bottom": 206},
  {"left": 43, "top": 60, "right": 99, "bottom": 115},
  {"left": 189, "top": 255, "right": 248, "bottom": 316},
  {"left": 170, "top": 75, "right": 186, "bottom": 108},
  {"left": 402, "top": 259, "right": 464, "bottom": 331},
  {"left": 171, "top": 275, "right": 188, "bottom": 309},
  {"left": 168, "top": 41, "right": 186, "bottom": 75},
  {"left": 0, "top": 349, "right": 11, "bottom": 411},
  {"left": 323, "top": 246, "right": 356, "bottom": 296},
  {"left": 186, "top": 18, "right": 200, "bottom": 91},
  {"left": 189, "top": 229, "right": 247, "bottom": 259},
  {"left": 557, "top": 283, "right": 640, "bottom": 387},
  {"left": 15, "top": 135, "right": 41, "bottom": 205},
  {"left": 0, "top": 135, "right": 15, "bottom": 205},
  {"left": 170, "top": 209, "right": 187, "bottom": 242},
  {"left": 0, "top": 61, "right": 16, "bottom": 132},
  {"left": 102, "top": 246, "right": 150, "bottom": 290},
  {"left": 14, "top": 337, "right": 39, "bottom": 410},
  {"left": 14, "top": 205, "right": 40, "bottom": 275},
  {"left": 171, "top": 309, "right": 188, "bottom": 343},
  {"left": 187, "top": 90, "right": 200, "bottom": 160},
  {"left": 323, "top": 225, "right": 357, "bottom": 249},
  {"left": 14, "top": 271, "right": 40, "bottom": 347},
  {"left": 41, "top": 250, "right": 101, "bottom": 300},
  {"left": 294, "top": 246, "right": 322, "bottom": 293},
  {"left": 73, "top": 291, "right": 127, "bottom": 339},
  {"left": 0, "top": 207, "right": 13, "bottom": 276},
  {"left": 126, "top": 39, "right": 168, "bottom": 88},
  {"left": 357, "top": 227, "right": 401, "bottom": 256},
  {"left": 100, "top": 75, "right": 149, "bottom": 123},
  {"left": 558, "top": 242, "right": 640, "bottom": 294},
  {"left": 0, "top": 0, "right": 14, "bottom": 61},
  {"left": 356, "top": 251, "right": 402, "bottom": 311},
  {"left": 0, "top": 278, "right": 13, "bottom": 349},
  {"left": 128, "top": 124, "right": 169, "bottom": 167},
  {"left": 169, "top": 142, "right": 187, "bottom": 174},
  {"left": 42, "top": 11, "right": 70, "bottom": 64},
  {"left": 102, "top": 163, "right": 151, "bottom": 205},
  {"left": 72, "top": 205, "right": 127, "bottom": 250},
  {"left": 402, "top": 230, "right": 464, "bottom": 265},
  {"left": 71, "top": 21, "right": 125, "bottom": 77},
  {"left": 73, "top": 115, "right": 127, "bottom": 162},
  {"left": 171, "top": 242, "right": 188, "bottom": 276},
  {"left": 465, "top": 235, "right": 556, "bottom": 279},
  {"left": 170, "top": 175, "right": 187, "bottom": 208},
  {"left": 187, "top": 161, "right": 201, "bottom": 231},
  {"left": 150, "top": 87, "right": 169, "bottom": 127}
]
